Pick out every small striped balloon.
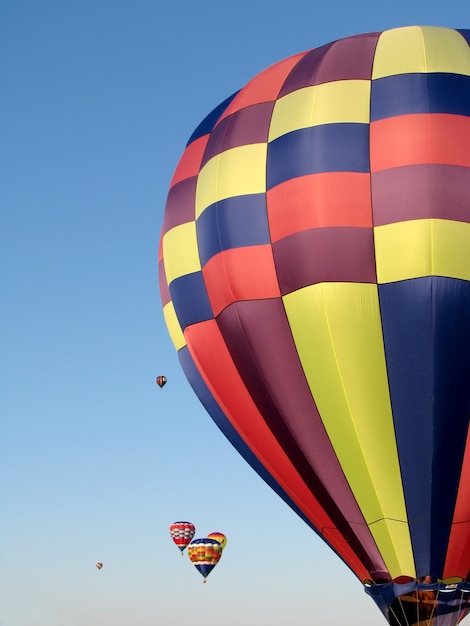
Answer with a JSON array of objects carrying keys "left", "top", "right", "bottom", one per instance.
[{"left": 169, "top": 521, "right": 195, "bottom": 554}]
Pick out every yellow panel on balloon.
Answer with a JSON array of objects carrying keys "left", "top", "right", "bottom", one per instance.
[
  {"left": 268, "top": 80, "right": 371, "bottom": 141},
  {"left": 162, "top": 222, "right": 201, "bottom": 285},
  {"left": 372, "top": 26, "right": 470, "bottom": 79},
  {"left": 375, "top": 219, "right": 470, "bottom": 284},
  {"left": 370, "top": 518, "right": 416, "bottom": 579},
  {"left": 195, "top": 144, "right": 267, "bottom": 218},
  {"left": 283, "top": 282, "right": 415, "bottom": 578},
  {"left": 163, "top": 301, "right": 186, "bottom": 351}
]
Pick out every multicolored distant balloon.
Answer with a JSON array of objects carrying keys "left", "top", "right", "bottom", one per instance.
[
  {"left": 207, "top": 532, "right": 227, "bottom": 550},
  {"left": 96, "top": 562, "right": 103, "bottom": 570},
  {"left": 169, "top": 521, "right": 195, "bottom": 554},
  {"left": 159, "top": 26, "right": 470, "bottom": 625},
  {"left": 156, "top": 375, "right": 167, "bottom": 388},
  {"left": 187, "top": 537, "right": 223, "bottom": 582}
]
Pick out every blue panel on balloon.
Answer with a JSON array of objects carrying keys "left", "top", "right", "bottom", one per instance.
[
  {"left": 196, "top": 194, "right": 270, "bottom": 266},
  {"left": 457, "top": 29, "right": 470, "bottom": 45},
  {"left": 169, "top": 272, "right": 213, "bottom": 329},
  {"left": 371, "top": 73, "right": 470, "bottom": 121},
  {"left": 379, "top": 276, "right": 470, "bottom": 576},
  {"left": 267, "top": 123, "right": 370, "bottom": 189},
  {"left": 187, "top": 92, "right": 240, "bottom": 145}
]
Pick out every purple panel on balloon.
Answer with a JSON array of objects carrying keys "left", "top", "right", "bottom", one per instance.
[
  {"left": 201, "top": 101, "right": 274, "bottom": 166},
  {"left": 273, "top": 226, "right": 377, "bottom": 295},
  {"left": 278, "top": 32, "right": 380, "bottom": 96},
  {"left": 163, "top": 176, "right": 197, "bottom": 230},
  {"left": 371, "top": 164, "right": 470, "bottom": 226}
]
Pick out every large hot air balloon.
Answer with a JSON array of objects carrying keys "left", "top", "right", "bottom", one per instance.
[
  {"left": 159, "top": 26, "right": 470, "bottom": 625},
  {"left": 96, "top": 562, "right": 103, "bottom": 570},
  {"left": 169, "top": 521, "right": 195, "bottom": 554},
  {"left": 187, "top": 537, "right": 223, "bottom": 582}
]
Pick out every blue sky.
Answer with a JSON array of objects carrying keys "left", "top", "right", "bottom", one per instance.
[{"left": 1, "top": 2, "right": 469, "bottom": 625}]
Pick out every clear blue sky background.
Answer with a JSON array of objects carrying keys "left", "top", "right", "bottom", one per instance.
[{"left": 1, "top": 2, "right": 469, "bottom": 625}]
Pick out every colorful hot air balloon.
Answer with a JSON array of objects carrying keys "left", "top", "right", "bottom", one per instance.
[
  {"left": 156, "top": 375, "right": 167, "bottom": 388},
  {"left": 169, "top": 521, "right": 195, "bottom": 554},
  {"left": 96, "top": 562, "right": 103, "bottom": 570},
  {"left": 159, "top": 25, "right": 470, "bottom": 626},
  {"left": 187, "top": 537, "right": 223, "bottom": 582},
  {"left": 207, "top": 532, "right": 227, "bottom": 550}
]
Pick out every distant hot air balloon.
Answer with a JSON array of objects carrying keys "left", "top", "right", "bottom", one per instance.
[
  {"left": 159, "top": 25, "right": 470, "bottom": 626},
  {"left": 170, "top": 521, "right": 195, "bottom": 554},
  {"left": 96, "top": 562, "right": 103, "bottom": 570},
  {"left": 156, "top": 375, "right": 167, "bottom": 388},
  {"left": 187, "top": 537, "right": 223, "bottom": 582},
  {"left": 207, "top": 532, "right": 227, "bottom": 550}
]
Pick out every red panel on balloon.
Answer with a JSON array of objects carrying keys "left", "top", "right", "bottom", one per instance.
[
  {"left": 267, "top": 171, "right": 373, "bottom": 243},
  {"left": 370, "top": 114, "right": 470, "bottom": 172},
  {"left": 442, "top": 427, "right": 470, "bottom": 580},
  {"left": 202, "top": 246, "right": 281, "bottom": 316},
  {"left": 170, "top": 134, "right": 209, "bottom": 187},
  {"left": 217, "top": 51, "right": 308, "bottom": 122}
]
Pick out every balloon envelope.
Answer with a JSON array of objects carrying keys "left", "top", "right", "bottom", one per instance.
[
  {"left": 169, "top": 521, "right": 195, "bottom": 553},
  {"left": 96, "top": 562, "right": 103, "bottom": 570},
  {"left": 156, "top": 375, "right": 167, "bottom": 388},
  {"left": 160, "top": 25, "right": 470, "bottom": 626},
  {"left": 187, "top": 537, "right": 223, "bottom": 580},
  {"left": 207, "top": 532, "right": 227, "bottom": 549}
]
